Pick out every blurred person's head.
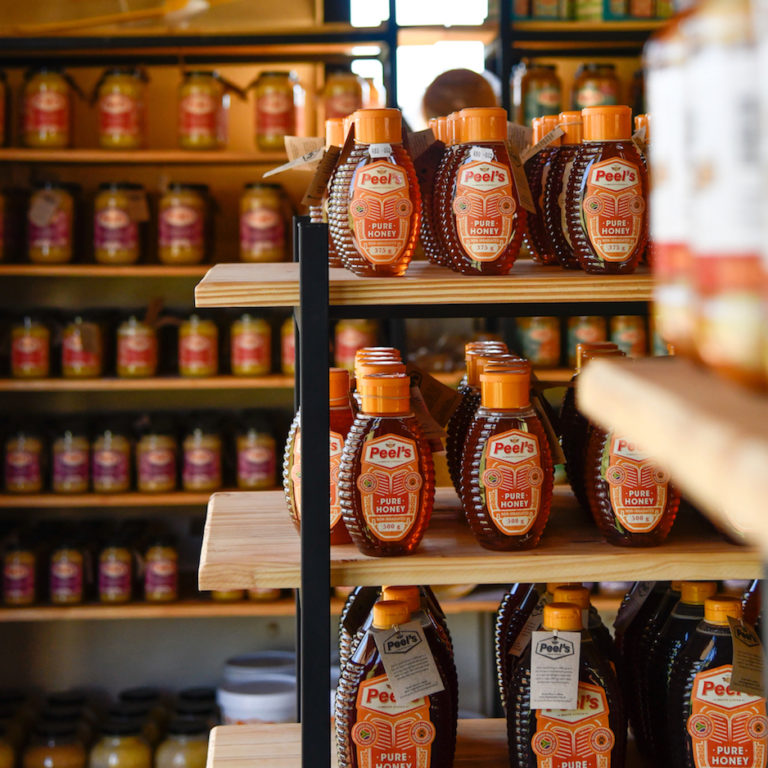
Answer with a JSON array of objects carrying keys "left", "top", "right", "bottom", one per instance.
[{"left": 422, "top": 68, "right": 498, "bottom": 122}]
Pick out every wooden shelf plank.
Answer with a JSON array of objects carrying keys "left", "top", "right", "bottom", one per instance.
[
  {"left": 198, "top": 487, "right": 759, "bottom": 591},
  {"left": 0, "top": 376, "right": 295, "bottom": 393},
  {"left": 0, "top": 149, "right": 286, "bottom": 165},
  {"left": 578, "top": 357, "right": 768, "bottom": 552},
  {"left": 0, "top": 264, "right": 209, "bottom": 278},
  {"left": 513, "top": 19, "right": 665, "bottom": 32},
  {"left": 0, "top": 492, "right": 215, "bottom": 508},
  {"left": 194, "top": 262, "right": 653, "bottom": 308}
]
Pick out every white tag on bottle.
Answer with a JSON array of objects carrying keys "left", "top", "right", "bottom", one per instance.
[
  {"left": 530, "top": 630, "right": 581, "bottom": 710},
  {"left": 728, "top": 617, "right": 765, "bottom": 697},
  {"left": 613, "top": 581, "right": 656, "bottom": 631},
  {"left": 510, "top": 593, "right": 548, "bottom": 657},
  {"left": 29, "top": 191, "right": 59, "bottom": 227},
  {"left": 469, "top": 145, "right": 494, "bottom": 163},
  {"left": 373, "top": 620, "right": 445, "bottom": 703},
  {"left": 369, "top": 143, "right": 393, "bottom": 159}
]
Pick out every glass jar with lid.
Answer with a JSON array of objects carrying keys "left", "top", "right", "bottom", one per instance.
[
  {"left": 155, "top": 719, "right": 208, "bottom": 768},
  {"left": 230, "top": 314, "right": 271, "bottom": 376},
  {"left": 97, "top": 68, "right": 147, "bottom": 150},
  {"left": 144, "top": 536, "right": 178, "bottom": 603},
  {"left": 159, "top": 184, "right": 208, "bottom": 265},
  {"left": 92, "top": 426, "right": 131, "bottom": 493},
  {"left": 98, "top": 537, "right": 133, "bottom": 604},
  {"left": 61, "top": 317, "right": 103, "bottom": 378},
  {"left": 322, "top": 69, "right": 363, "bottom": 121},
  {"left": 172, "top": 701, "right": 218, "bottom": 729},
  {"left": 94, "top": 183, "right": 146, "bottom": 265},
  {"left": 572, "top": 63, "right": 621, "bottom": 110},
  {"left": 182, "top": 420, "right": 222, "bottom": 492},
  {"left": 89, "top": 719, "right": 151, "bottom": 768},
  {"left": 136, "top": 419, "right": 177, "bottom": 493},
  {"left": 4, "top": 429, "right": 44, "bottom": 494},
  {"left": 27, "top": 182, "right": 77, "bottom": 264},
  {"left": 239, "top": 183, "right": 286, "bottom": 263},
  {"left": 178, "top": 71, "right": 226, "bottom": 150},
  {"left": 236, "top": 417, "right": 275, "bottom": 490},
  {"left": 514, "top": 61, "right": 562, "bottom": 126},
  {"left": 253, "top": 71, "right": 296, "bottom": 151},
  {"left": 178, "top": 315, "right": 218, "bottom": 377},
  {"left": 23, "top": 722, "right": 85, "bottom": 768},
  {"left": 117, "top": 317, "right": 157, "bottom": 378},
  {"left": 52, "top": 425, "right": 89, "bottom": 494},
  {"left": 49, "top": 543, "right": 84, "bottom": 606},
  {"left": 105, "top": 704, "right": 159, "bottom": 749},
  {"left": 118, "top": 689, "right": 167, "bottom": 731},
  {"left": 22, "top": 67, "right": 72, "bottom": 149},
  {"left": 3, "top": 541, "right": 36, "bottom": 607},
  {"left": 11, "top": 317, "right": 50, "bottom": 379}
]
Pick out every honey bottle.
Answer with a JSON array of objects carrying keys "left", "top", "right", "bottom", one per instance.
[
  {"left": 339, "top": 372, "right": 434, "bottom": 556},
  {"left": 339, "top": 586, "right": 380, "bottom": 671},
  {"left": 283, "top": 367, "right": 355, "bottom": 545},
  {"left": 553, "top": 584, "right": 616, "bottom": 665},
  {"left": 329, "top": 108, "right": 420, "bottom": 277},
  {"left": 442, "top": 107, "right": 526, "bottom": 275},
  {"left": 565, "top": 105, "right": 648, "bottom": 274},
  {"left": 461, "top": 363, "right": 554, "bottom": 551},
  {"left": 667, "top": 596, "right": 767, "bottom": 768},
  {"left": 335, "top": 600, "right": 457, "bottom": 768},
  {"left": 507, "top": 602, "right": 627, "bottom": 768},
  {"left": 419, "top": 116, "right": 447, "bottom": 268},
  {"left": 524, "top": 114, "right": 561, "bottom": 266},
  {"left": 543, "top": 110, "right": 583, "bottom": 270},
  {"left": 351, "top": 356, "right": 405, "bottom": 409},
  {"left": 430, "top": 113, "right": 464, "bottom": 268}
]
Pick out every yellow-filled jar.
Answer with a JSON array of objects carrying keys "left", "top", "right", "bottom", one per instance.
[
  {"left": 182, "top": 422, "right": 222, "bottom": 492},
  {"left": 49, "top": 545, "right": 84, "bottom": 605},
  {"left": 178, "top": 71, "right": 226, "bottom": 150},
  {"left": 236, "top": 421, "right": 275, "bottom": 490},
  {"left": 254, "top": 71, "right": 296, "bottom": 151},
  {"left": 62, "top": 317, "right": 103, "bottom": 378},
  {"left": 323, "top": 70, "right": 363, "bottom": 120},
  {"left": 52, "top": 426, "right": 89, "bottom": 494},
  {"left": 155, "top": 721, "right": 208, "bottom": 768},
  {"left": 144, "top": 537, "right": 178, "bottom": 603},
  {"left": 98, "top": 540, "right": 132, "bottom": 604},
  {"left": 4, "top": 430, "right": 44, "bottom": 494},
  {"left": 11, "top": 317, "right": 50, "bottom": 378},
  {"left": 3, "top": 543, "right": 36, "bottom": 607},
  {"left": 92, "top": 427, "right": 131, "bottom": 493},
  {"left": 94, "top": 183, "right": 145, "bottom": 265},
  {"left": 23, "top": 724, "right": 85, "bottom": 768},
  {"left": 97, "top": 68, "right": 146, "bottom": 149},
  {"left": 211, "top": 589, "right": 245, "bottom": 602},
  {"left": 179, "top": 315, "right": 218, "bottom": 377},
  {"left": 281, "top": 317, "right": 295, "bottom": 375},
  {"left": 89, "top": 722, "right": 150, "bottom": 768},
  {"left": 136, "top": 425, "right": 177, "bottom": 493},
  {"left": 117, "top": 317, "right": 157, "bottom": 378},
  {"left": 230, "top": 314, "right": 271, "bottom": 375},
  {"left": 239, "top": 183, "right": 286, "bottom": 262},
  {"left": 22, "top": 67, "right": 71, "bottom": 148},
  {"left": 28, "top": 182, "right": 77, "bottom": 264},
  {"left": 159, "top": 184, "right": 208, "bottom": 265}
]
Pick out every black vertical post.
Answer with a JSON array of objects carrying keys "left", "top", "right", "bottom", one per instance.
[
  {"left": 384, "top": 0, "right": 399, "bottom": 107},
  {"left": 500, "top": 0, "right": 512, "bottom": 114},
  {"left": 298, "top": 221, "right": 331, "bottom": 768}
]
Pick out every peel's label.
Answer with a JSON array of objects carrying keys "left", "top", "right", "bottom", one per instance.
[
  {"left": 99, "top": 92, "right": 141, "bottom": 138},
  {"left": 687, "top": 665, "right": 767, "bottom": 768},
  {"left": 353, "top": 674, "right": 435, "bottom": 768},
  {"left": 533, "top": 682, "right": 615, "bottom": 768},
  {"left": 480, "top": 429, "right": 544, "bottom": 536},
  {"left": 350, "top": 161, "right": 413, "bottom": 265},
  {"left": 453, "top": 159, "right": 517, "bottom": 263},
  {"left": 604, "top": 435, "right": 668, "bottom": 533},
  {"left": 358, "top": 434, "right": 422, "bottom": 541},
  {"left": 583, "top": 158, "right": 645, "bottom": 263},
  {"left": 25, "top": 91, "right": 68, "bottom": 133}
]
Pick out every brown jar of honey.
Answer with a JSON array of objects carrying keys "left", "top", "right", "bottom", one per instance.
[
  {"left": 62, "top": 317, "right": 103, "bottom": 378},
  {"left": 136, "top": 421, "right": 177, "bottom": 493},
  {"left": 92, "top": 427, "right": 131, "bottom": 494},
  {"left": 239, "top": 183, "right": 286, "bottom": 263},
  {"left": 159, "top": 184, "right": 208, "bottom": 265},
  {"left": 230, "top": 314, "right": 271, "bottom": 376},
  {"left": 22, "top": 67, "right": 71, "bottom": 148},
  {"left": 11, "top": 317, "right": 50, "bottom": 379},
  {"left": 28, "top": 182, "right": 77, "bottom": 264},
  {"left": 4, "top": 429, "right": 44, "bottom": 494},
  {"left": 52, "top": 425, "right": 89, "bottom": 494},
  {"left": 97, "top": 68, "right": 147, "bottom": 149},
  {"left": 94, "top": 183, "right": 146, "bottom": 265},
  {"left": 253, "top": 72, "right": 296, "bottom": 151},
  {"left": 179, "top": 315, "right": 218, "bottom": 377},
  {"left": 117, "top": 317, "right": 157, "bottom": 378},
  {"left": 182, "top": 421, "right": 222, "bottom": 492},
  {"left": 178, "top": 71, "right": 226, "bottom": 150}
]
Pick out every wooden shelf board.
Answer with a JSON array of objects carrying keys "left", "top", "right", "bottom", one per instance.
[
  {"left": 578, "top": 356, "right": 768, "bottom": 552},
  {"left": 0, "top": 375, "right": 295, "bottom": 393},
  {"left": 198, "top": 486, "right": 759, "bottom": 591},
  {"left": 0, "top": 149, "right": 286, "bottom": 165},
  {"left": 0, "top": 264, "right": 209, "bottom": 278},
  {"left": 512, "top": 19, "right": 665, "bottom": 32},
  {"left": 0, "top": 492, "right": 216, "bottom": 509},
  {"left": 194, "top": 262, "right": 653, "bottom": 308}
]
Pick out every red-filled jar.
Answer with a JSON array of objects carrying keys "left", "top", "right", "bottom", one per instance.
[
  {"left": 178, "top": 71, "right": 226, "bottom": 150},
  {"left": 230, "top": 314, "right": 271, "bottom": 376},
  {"left": 182, "top": 421, "right": 222, "bottom": 492},
  {"left": 22, "top": 67, "right": 71, "bottom": 148},
  {"left": 62, "top": 317, "right": 103, "bottom": 378},
  {"left": 178, "top": 315, "right": 218, "bottom": 377},
  {"left": 11, "top": 317, "right": 50, "bottom": 379},
  {"left": 97, "top": 68, "right": 147, "bottom": 150},
  {"left": 144, "top": 536, "right": 178, "bottom": 603},
  {"left": 52, "top": 425, "right": 89, "bottom": 494},
  {"left": 4, "top": 429, "right": 44, "bottom": 494}
]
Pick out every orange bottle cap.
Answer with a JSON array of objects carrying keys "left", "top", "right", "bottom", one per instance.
[
  {"left": 543, "top": 602, "right": 583, "bottom": 632},
  {"left": 465, "top": 340, "right": 508, "bottom": 356},
  {"left": 461, "top": 107, "right": 508, "bottom": 143},
  {"left": 582, "top": 105, "right": 632, "bottom": 142},
  {"left": 558, "top": 110, "right": 583, "bottom": 145},
  {"left": 434, "top": 116, "right": 448, "bottom": 143},
  {"left": 467, "top": 350, "right": 513, "bottom": 387},
  {"left": 681, "top": 581, "right": 718, "bottom": 606},
  {"left": 382, "top": 586, "right": 420, "bottom": 614},
  {"left": 359, "top": 372, "right": 410, "bottom": 414},
  {"left": 329, "top": 367, "right": 350, "bottom": 404},
  {"left": 325, "top": 118, "right": 345, "bottom": 149},
  {"left": 575, "top": 342, "right": 619, "bottom": 370},
  {"left": 355, "top": 360, "right": 407, "bottom": 379},
  {"left": 355, "top": 108, "right": 403, "bottom": 144},
  {"left": 482, "top": 356, "right": 527, "bottom": 374},
  {"left": 553, "top": 584, "right": 590, "bottom": 610},
  {"left": 480, "top": 367, "right": 531, "bottom": 409},
  {"left": 446, "top": 112, "right": 463, "bottom": 146},
  {"left": 671, "top": 581, "right": 683, "bottom": 592},
  {"left": 634, "top": 113, "right": 650, "bottom": 141},
  {"left": 547, "top": 582, "right": 567, "bottom": 594},
  {"left": 532, "top": 115, "right": 561, "bottom": 146},
  {"left": 704, "top": 595, "right": 742, "bottom": 625},
  {"left": 372, "top": 599, "right": 411, "bottom": 629}
]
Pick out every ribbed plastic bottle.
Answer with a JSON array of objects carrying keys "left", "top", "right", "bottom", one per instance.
[
  {"left": 335, "top": 600, "right": 457, "bottom": 768},
  {"left": 524, "top": 114, "right": 561, "bottom": 266},
  {"left": 431, "top": 112, "right": 465, "bottom": 268},
  {"left": 507, "top": 602, "right": 627, "bottom": 768},
  {"left": 283, "top": 367, "right": 355, "bottom": 544},
  {"left": 420, "top": 116, "right": 447, "bottom": 267},
  {"left": 553, "top": 584, "right": 616, "bottom": 665},
  {"left": 667, "top": 596, "right": 767, "bottom": 768},
  {"left": 339, "top": 372, "right": 434, "bottom": 556},
  {"left": 329, "top": 108, "right": 421, "bottom": 277},
  {"left": 543, "top": 110, "right": 583, "bottom": 269},
  {"left": 461, "top": 363, "right": 554, "bottom": 550},
  {"left": 338, "top": 586, "right": 380, "bottom": 671},
  {"left": 645, "top": 580, "right": 717, "bottom": 761},
  {"left": 442, "top": 107, "right": 526, "bottom": 275},
  {"left": 565, "top": 105, "right": 648, "bottom": 274}
]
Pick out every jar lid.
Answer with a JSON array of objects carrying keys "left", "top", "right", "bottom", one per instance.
[
  {"left": 98, "top": 181, "right": 145, "bottom": 191},
  {"left": 178, "top": 687, "right": 216, "bottom": 704},
  {"left": 24, "top": 66, "right": 63, "bottom": 78},
  {"left": 107, "top": 702, "right": 150, "bottom": 719},
  {"left": 354, "top": 108, "right": 402, "bottom": 144},
  {"left": 38, "top": 707, "right": 81, "bottom": 723},
  {"left": 103, "top": 67, "right": 146, "bottom": 79},
  {"left": 258, "top": 70, "right": 293, "bottom": 78},
  {"left": 100, "top": 718, "right": 143, "bottom": 736},
  {"left": 167, "top": 182, "right": 209, "bottom": 194},
  {"left": 34, "top": 721, "right": 79, "bottom": 739},
  {"left": 167, "top": 717, "right": 209, "bottom": 736},
  {"left": 244, "top": 182, "right": 282, "bottom": 191},
  {"left": 47, "top": 691, "right": 87, "bottom": 709},
  {"left": 184, "top": 70, "right": 220, "bottom": 79},
  {"left": 542, "top": 602, "right": 583, "bottom": 631},
  {"left": 174, "top": 700, "right": 216, "bottom": 717},
  {"left": 119, "top": 687, "right": 161, "bottom": 705},
  {"left": 33, "top": 180, "right": 80, "bottom": 192}
]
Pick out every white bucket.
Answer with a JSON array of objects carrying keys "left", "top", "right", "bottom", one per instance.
[{"left": 217, "top": 677, "right": 297, "bottom": 725}]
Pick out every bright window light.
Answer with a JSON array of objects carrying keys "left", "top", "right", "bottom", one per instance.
[
  {"left": 396, "top": 0, "right": 488, "bottom": 26},
  {"left": 351, "top": 0, "right": 388, "bottom": 27}
]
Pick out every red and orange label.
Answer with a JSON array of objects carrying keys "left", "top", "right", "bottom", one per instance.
[
  {"left": 350, "top": 161, "right": 413, "bottom": 266},
  {"left": 453, "top": 160, "right": 517, "bottom": 263},
  {"left": 357, "top": 434, "right": 422, "bottom": 541},
  {"left": 480, "top": 429, "right": 544, "bottom": 535},
  {"left": 583, "top": 158, "right": 644, "bottom": 263},
  {"left": 687, "top": 665, "right": 767, "bottom": 768},
  {"left": 353, "top": 674, "right": 434, "bottom": 768},
  {"left": 604, "top": 434, "right": 668, "bottom": 533},
  {"left": 533, "top": 682, "right": 615, "bottom": 768}
]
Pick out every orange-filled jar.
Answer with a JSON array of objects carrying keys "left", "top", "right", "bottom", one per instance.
[
  {"left": 62, "top": 317, "right": 103, "bottom": 378},
  {"left": 610, "top": 315, "right": 647, "bottom": 357},
  {"left": 515, "top": 316, "right": 561, "bottom": 367},
  {"left": 97, "top": 68, "right": 147, "bottom": 149},
  {"left": 136, "top": 421, "right": 177, "bottom": 493},
  {"left": 281, "top": 317, "right": 295, "bottom": 375},
  {"left": 144, "top": 537, "right": 178, "bottom": 603},
  {"left": 117, "top": 316, "right": 158, "bottom": 378},
  {"left": 182, "top": 421, "right": 222, "bottom": 492},
  {"left": 178, "top": 71, "right": 226, "bottom": 150},
  {"left": 94, "top": 183, "right": 145, "bottom": 265},
  {"left": 3, "top": 542, "right": 36, "bottom": 606},
  {"left": 323, "top": 70, "right": 363, "bottom": 120},
  {"left": 179, "top": 315, "right": 218, "bottom": 377},
  {"left": 52, "top": 425, "right": 89, "bottom": 494},
  {"left": 22, "top": 67, "right": 71, "bottom": 148},
  {"left": 159, "top": 184, "right": 208, "bottom": 265},
  {"left": 4, "top": 429, "right": 44, "bottom": 494},
  {"left": 11, "top": 317, "right": 50, "bottom": 379},
  {"left": 334, "top": 319, "right": 378, "bottom": 371},
  {"left": 28, "top": 182, "right": 77, "bottom": 264},
  {"left": 237, "top": 418, "right": 275, "bottom": 490},
  {"left": 230, "top": 314, "right": 271, "bottom": 376},
  {"left": 567, "top": 316, "right": 607, "bottom": 367},
  {"left": 253, "top": 71, "right": 296, "bottom": 151},
  {"left": 572, "top": 63, "right": 621, "bottom": 110},
  {"left": 239, "top": 183, "right": 286, "bottom": 262}
]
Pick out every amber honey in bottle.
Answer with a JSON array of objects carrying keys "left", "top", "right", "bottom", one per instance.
[
  {"left": 283, "top": 367, "right": 355, "bottom": 545},
  {"left": 524, "top": 115, "right": 561, "bottom": 266},
  {"left": 419, "top": 116, "right": 447, "bottom": 268},
  {"left": 566, "top": 105, "right": 648, "bottom": 274},
  {"left": 544, "top": 110, "right": 584, "bottom": 269},
  {"left": 443, "top": 108, "right": 526, "bottom": 275},
  {"left": 335, "top": 600, "right": 456, "bottom": 768},
  {"left": 430, "top": 113, "right": 464, "bottom": 268},
  {"left": 329, "top": 108, "right": 420, "bottom": 277},
  {"left": 507, "top": 602, "right": 627, "bottom": 768},
  {"left": 461, "top": 363, "right": 554, "bottom": 551},
  {"left": 553, "top": 584, "right": 616, "bottom": 665},
  {"left": 339, "top": 373, "right": 434, "bottom": 556},
  {"left": 667, "top": 596, "right": 767, "bottom": 768}
]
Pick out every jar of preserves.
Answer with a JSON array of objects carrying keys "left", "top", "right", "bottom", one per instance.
[
  {"left": 179, "top": 315, "right": 218, "bottom": 377},
  {"left": 52, "top": 425, "right": 89, "bottom": 494},
  {"left": 567, "top": 315, "right": 608, "bottom": 367},
  {"left": 97, "top": 68, "right": 146, "bottom": 150},
  {"left": 182, "top": 421, "right": 222, "bottom": 492},
  {"left": 136, "top": 422, "right": 177, "bottom": 493},
  {"left": 98, "top": 539, "right": 133, "bottom": 604},
  {"left": 323, "top": 70, "right": 364, "bottom": 120},
  {"left": 11, "top": 317, "right": 50, "bottom": 378},
  {"left": 515, "top": 316, "right": 562, "bottom": 367},
  {"left": 334, "top": 319, "right": 378, "bottom": 372},
  {"left": 28, "top": 182, "right": 76, "bottom": 264},
  {"left": 89, "top": 720, "right": 151, "bottom": 768},
  {"left": 178, "top": 71, "right": 226, "bottom": 150},
  {"left": 239, "top": 183, "right": 286, "bottom": 262},
  {"left": 23, "top": 723, "right": 85, "bottom": 768},
  {"left": 211, "top": 589, "right": 245, "bottom": 602},
  {"left": 117, "top": 317, "right": 157, "bottom": 378},
  {"left": 248, "top": 587, "right": 282, "bottom": 602},
  {"left": 253, "top": 71, "right": 296, "bottom": 151},
  {"left": 94, "top": 183, "right": 146, "bottom": 265},
  {"left": 572, "top": 63, "right": 621, "bottom": 110},
  {"left": 155, "top": 719, "right": 208, "bottom": 768},
  {"left": 281, "top": 317, "right": 295, "bottom": 375},
  {"left": 515, "top": 62, "right": 562, "bottom": 125},
  {"left": 144, "top": 536, "right": 178, "bottom": 603},
  {"left": 230, "top": 314, "right": 271, "bottom": 376},
  {"left": 610, "top": 315, "right": 647, "bottom": 357},
  {"left": 92, "top": 427, "right": 131, "bottom": 493},
  {"left": 3, "top": 542, "right": 36, "bottom": 607},
  {"left": 4, "top": 429, "right": 44, "bottom": 494},
  {"left": 22, "top": 67, "right": 71, "bottom": 149},
  {"left": 61, "top": 317, "right": 103, "bottom": 378},
  {"left": 236, "top": 419, "right": 275, "bottom": 490},
  {"left": 49, "top": 544, "right": 84, "bottom": 605},
  {"left": 159, "top": 184, "right": 208, "bottom": 265}
]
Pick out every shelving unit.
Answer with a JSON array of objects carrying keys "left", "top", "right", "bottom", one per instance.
[
  {"left": 0, "top": 376, "right": 296, "bottom": 393},
  {"left": 0, "top": 149, "right": 287, "bottom": 164},
  {"left": 0, "top": 492, "right": 218, "bottom": 509}
]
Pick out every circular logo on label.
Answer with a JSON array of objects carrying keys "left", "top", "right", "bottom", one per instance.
[
  {"left": 529, "top": 328, "right": 553, "bottom": 343},
  {"left": 16, "top": 337, "right": 42, "bottom": 353},
  {"left": 148, "top": 449, "right": 174, "bottom": 466},
  {"left": 124, "top": 336, "right": 151, "bottom": 353},
  {"left": 404, "top": 472, "right": 422, "bottom": 492},
  {"left": 584, "top": 195, "right": 603, "bottom": 214},
  {"left": 351, "top": 722, "right": 377, "bottom": 747},
  {"left": 357, "top": 473, "right": 378, "bottom": 493},
  {"left": 653, "top": 468, "right": 669, "bottom": 484},
  {"left": 532, "top": 731, "right": 558, "bottom": 757},
  {"left": 259, "top": 92, "right": 291, "bottom": 114},
  {"left": 350, "top": 200, "right": 368, "bottom": 218},
  {"left": 748, "top": 716, "right": 768, "bottom": 739},
  {"left": 688, "top": 714, "right": 714, "bottom": 740},
  {"left": 102, "top": 561, "right": 129, "bottom": 578},
  {"left": 61, "top": 450, "right": 86, "bottom": 467},
  {"left": 64, "top": 335, "right": 85, "bottom": 352},
  {"left": 95, "top": 450, "right": 121, "bottom": 468},
  {"left": 98, "top": 208, "right": 131, "bottom": 229},
  {"left": 101, "top": 93, "right": 132, "bottom": 114},
  {"left": 395, "top": 198, "right": 412, "bottom": 217},
  {"left": 4, "top": 564, "right": 29, "bottom": 580},
  {"left": 527, "top": 466, "right": 544, "bottom": 487},
  {"left": 53, "top": 561, "right": 79, "bottom": 579},
  {"left": 498, "top": 196, "right": 517, "bottom": 215},
  {"left": 482, "top": 469, "right": 503, "bottom": 489},
  {"left": 605, "top": 465, "right": 626, "bottom": 486},
  {"left": 236, "top": 333, "right": 264, "bottom": 351},
  {"left": 183, "top": 94, "right": 215, "bottom": 115},
  {"left": 453, "top": 195, "right": 470, "bottom": 215},
  {"left": 164, "top": 206, "right": 198, "bottom": 227},
  {"left": 410, "top": 721, "right": 435, "bottom": 746},
  {"left": 245, "top": 209, "right": 280, "bottom": 229},
  {"left": 537, "top": 87, "right": 560, "bottom": 107},
  {"left": 590, "top": 727, "right": 614, "bottom": 753},
  {"left": 629, "top": 195, "right": 646, "bottom": 215}
]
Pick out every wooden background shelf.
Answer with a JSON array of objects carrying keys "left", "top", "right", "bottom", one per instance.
[
  {"left": 0, "top": 264, "right": 210, "bottom": 278},
  {"left": 0, "top": 375, "right": 296, "bottom": 393},
  {"left": 0, "top": 491, "right": 215, "bottom": 508},
  {"left": 0, "top": 149, "right": 287, "bottom": 164}
]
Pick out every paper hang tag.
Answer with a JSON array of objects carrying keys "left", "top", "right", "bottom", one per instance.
[
  {"left": 406, "top": 363, "right": 464, "bottom": 428},
  {"left": 728, "top": 617, "right": 766, "bottom": 698},
  {"left": 409, "top": 383, "right": 447, "bottom": 452},
  {"left": 531, "top": 390, "right": 565, "bottom": 465},
  {"left": 613, "top": 581, "right": 656, "bottom": 631},
  {"left": 507, "top": 121, "right": 533, "bottom": 156},
  {"left": 263, "top": 147, "right": 325, "bottom": 179},
  {"left": 530, "top": 630, "right": 581, "bottom": 710},
  {"left": 632, "top": 126, "right": 648, "bottom": 156},
  {"left": 369, "top": 143, "right": 393, "bottom": 159},
  {"left": 406, "top": 128, "right": 436, "bottom": 164},
  {"left": 505, "top": 143, "right": 536, "bottom": 214},
  {"left": 520, "top": 126, "right": 566, "bottom": 164},
  {"left": 469, "top": 145, "right": 495, "bottom": 163},
  {"left": 372, "top": 620, "right": 445, "bottom": 703},
  {"left": 301, "top": 145, "right": 342, "bottom": 208},
  {"left": 285, "top": 136, "right": 326, "bottom": 163},
  {"left": 510, "top": 593, "right": 549, "bottom": 657},
  {"left": 29, "top": 191, "right": 59, "bottom": 227},
  {"left": 126, "top": 191, "right": 150, "bottom": 223}
]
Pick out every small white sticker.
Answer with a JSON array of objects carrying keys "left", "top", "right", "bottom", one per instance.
[
  {"left": 510, "top": 593, "right": 548, "bottom": 657},
  {"left": 613, "top": 581, "right": 656, "bottom": 632},
  {"left": 728, "top": 617, "right": 765, "bottom": 697},
  {"left": 369, "top": 143, "right": 393, "bottom": 159},
  {"left": 469, "top": 145, "right": 494, "bottom": 163},
  {"left": 530, "top": 630, "right": 581, "bottom": 710},
  {"left": 373, "top": 619, "right": 445, "bottom": 703}
]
